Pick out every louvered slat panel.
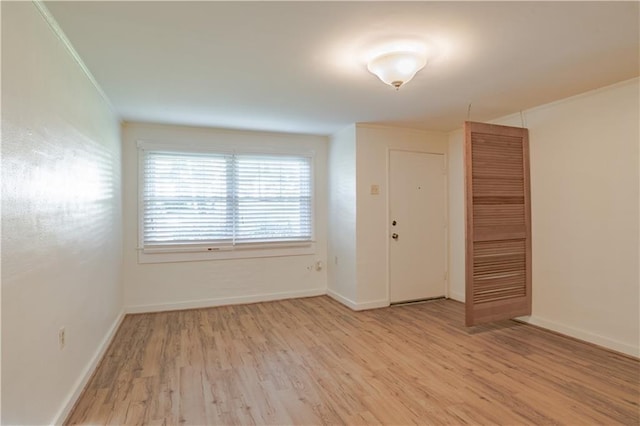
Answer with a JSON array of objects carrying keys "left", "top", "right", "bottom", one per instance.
[
  {"left": 473, "top": 205, "right": 524, "bottom": 226},
  {"left": 472, "top": 239, "right": 526, "bottom": 303},
  {"left": 473, "top": 202, "right": 526, "bottom": 241},
  {"left": 473, "top": 177, "right": 524, "bottom": 198}
]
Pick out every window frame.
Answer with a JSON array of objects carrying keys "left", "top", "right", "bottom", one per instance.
[{"left": 137, "top": 140, "right": 316, "bottom": 264}]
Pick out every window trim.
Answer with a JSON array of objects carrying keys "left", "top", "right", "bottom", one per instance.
[{"left": 136, "top": 140, "right": 316, "bottom": 264}]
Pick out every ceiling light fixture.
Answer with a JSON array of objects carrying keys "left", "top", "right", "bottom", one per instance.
[{"left": 367, "top": 50, "right": 427, "bottom": 90}]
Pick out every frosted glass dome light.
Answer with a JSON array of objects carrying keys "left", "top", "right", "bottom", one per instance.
[{"left": 367, "top": 51, "right": 427, "bottom": 90}]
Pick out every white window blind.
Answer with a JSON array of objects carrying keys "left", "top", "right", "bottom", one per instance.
[
  {"left": 235, "top": 155, "right": 312, "bottom": 243},
  {"left": 142, "top": 150, "right": 312, "bottom": 248}
]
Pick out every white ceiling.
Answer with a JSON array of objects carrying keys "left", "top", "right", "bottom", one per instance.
[{"left": 45, "top": 1, "right": 639, "bottom": 135}]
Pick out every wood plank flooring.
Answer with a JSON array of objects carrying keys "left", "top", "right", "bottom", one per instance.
[{"left": 66, "top": 297, "right": 640, "bottom": 425}]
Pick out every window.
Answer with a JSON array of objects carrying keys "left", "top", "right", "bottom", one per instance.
[{"left": 138, "top": 142, "right": 314, "bottom": 263}]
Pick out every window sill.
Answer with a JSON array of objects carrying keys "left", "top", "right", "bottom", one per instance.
[{"left": 137, "top": 241, "right": 316, "bottom": 264}]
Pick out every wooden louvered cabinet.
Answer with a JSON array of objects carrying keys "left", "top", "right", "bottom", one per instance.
[{"left": 464, "top": 121, "right": 531, "bottom": 326}]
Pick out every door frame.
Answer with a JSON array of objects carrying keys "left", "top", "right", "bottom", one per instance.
[{"left": 386, "top": 148, "right": 449, "bottom": 305}]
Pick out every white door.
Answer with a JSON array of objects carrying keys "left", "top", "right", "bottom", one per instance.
[{"left": 389, "top": 150, "right": 446, "bottom": 303}]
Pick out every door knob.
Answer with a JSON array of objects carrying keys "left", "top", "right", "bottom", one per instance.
[{"left": 392, "top": 233, "right": 399, "bottom": 240}]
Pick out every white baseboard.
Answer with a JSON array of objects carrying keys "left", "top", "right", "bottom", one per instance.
[
  {"left": 356, "top": 298, "right": 389, "bottom": 310},
  {"left": 125, "top": 288, "right": 327, "bottom": 314},
  {"left": 444, "top": 293, "right": 636, "bottom": 357},
  {"left": 52, "top": 309, "right": 125, "bottom": 425},
  {"left": 448, "top": 291, "right": 465, "bottom": 302},
  {"left": 517, "top": 315, "right": 639, "bottom": 358},
  {"left": 327, "top": 289, "right": 389, "bottom": 311}
]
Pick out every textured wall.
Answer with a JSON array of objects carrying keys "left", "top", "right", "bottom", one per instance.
[
  {"left": 355, "top": 125, "right": 448, "bottom": 305},
  {"left": 1, "top": 2, "right": 123, "bottom": 424},
  {"left": 121, "top": 122, "right": 328, "bottom": 311},
  {"left": 327, "top": 125, "right": 358, "bottom": 303},
  {"left": 448, "top": 78, "right": 639, "bottom": 356}
]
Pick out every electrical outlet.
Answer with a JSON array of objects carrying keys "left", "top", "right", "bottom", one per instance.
[
  {"left": 334, "top": 256, "right": 338, "bottom": 265},
  {"left": 59, "top": 327, "right": 66, "bottom": 350}
]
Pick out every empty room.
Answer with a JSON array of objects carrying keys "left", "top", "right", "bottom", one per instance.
[{"left": 2, "top": 1, "right": 639, "bottom": 425}]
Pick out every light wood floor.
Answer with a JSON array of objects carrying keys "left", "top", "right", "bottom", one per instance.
[{"left": 67, "top": 296, "right": 639, "bottom": 425}]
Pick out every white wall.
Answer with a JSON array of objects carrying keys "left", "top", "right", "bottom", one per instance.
[
  {"left": 121, "top": 122, "right": 328, "bottom": 311},
  {"left": 327, "top": 125, "right": 358, "bottom": 304},
  {"left": 448, "top": 78, "right": 640, "bottom": 357},
  {"left": 447, "top": 131, "right": 466, "bottom": 302},
  {"left": 1, "top": 2, "right": 123, "bottom": 424},
  {"left": 355, "top": 125, "right": 448, "bottom": 306}
]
